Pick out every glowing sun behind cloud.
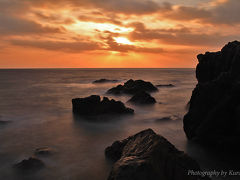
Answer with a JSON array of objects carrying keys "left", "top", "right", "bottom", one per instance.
[
  {"left": 0, "top": 0, "right": 239, "bottom": 68},
  {"left": 114, "top": 37, "right": 133, "bottom": 45}
]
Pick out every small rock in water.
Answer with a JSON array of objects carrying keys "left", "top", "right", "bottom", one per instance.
[
  {"left": 156, "top": 115, "right": 180, "bottom": 122},
  {"left": 72, "top": 95, "right": 134, "bottom": 115},
  {"left": 156, "top": 84, "right": 175, "bottom": 87},
  {"left": 0, "top": 116, "right": 11, "bottom": 125},
  {"left": 93, "top": 79, "right": 118, "bottom": 83},
  {"left": 105, "top": 129, "right": 210, "bottom": 180},
  {"left": 14, "top": 157, "right": 45, "bottom": 171},
  {"left": 128, "top": 91, "right": 156, "bottom": 104},
  {"left": 0, "top": 120, "right": 10, "bottom": 125},
  {"left": 107, "top": 79, "right": 158, "bottom": 95},
  {"left": 34, "top": 147, "right": 55, "bottom": 156}
]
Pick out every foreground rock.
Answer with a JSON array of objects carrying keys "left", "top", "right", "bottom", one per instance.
[
  {"left": 107, "top": 79, "right": 158, "bottom": 95},
  {"left": 105, "top": 129, "right": 210, "bottom": 180},
  {"left": 184, "top": 41, "right": 240, "bottom": 146},
  {"left": 128, "top": 91, "right": 156, "bottom": 104},
  {"left": 14, "top": 157, "right": 44, "bottom": 171},
  {"left": 156, "top": 84, "right": 174, "bottom": 87},
  {"left": 93, "top": 79, "right": 118, "bottom": 83},
  {"left": 72, "top": 95, "right": 134, "bottom": 115}
]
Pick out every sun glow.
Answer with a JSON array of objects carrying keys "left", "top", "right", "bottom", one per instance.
[{"left": 114, "top": 37, "right": 133, "bottom": 45}]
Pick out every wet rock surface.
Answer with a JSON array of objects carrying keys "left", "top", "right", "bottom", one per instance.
[
  {"left": 105, "top": 129, "right": 210, "bottom": 180},
  {"left": 93, "top": 79, "right": 118, "bottom": 83},
  {"left": 107, "top": 79, "right": 158, "bottom": 95},
  {"left": 184, "top": 41, "right": 240, "bottom": 147},
  {"left": 72, "top": 95, "right": 134, "bottom": 115},
  {"left": 128, "top": 91, "right": 156, "bottom": 104},
  {"left": 14, "top": 157, "right": 44, "bottom": 171}
]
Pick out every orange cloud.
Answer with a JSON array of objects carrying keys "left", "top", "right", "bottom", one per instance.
[{"left": 0, "top": 0, "right": 239, "bottom": 68}]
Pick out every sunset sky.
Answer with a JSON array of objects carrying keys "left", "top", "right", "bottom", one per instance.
[{"left": 0, "top": 0, "right": 239, "bottom": 68}]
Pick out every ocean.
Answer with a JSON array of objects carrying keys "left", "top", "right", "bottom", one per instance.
[{"left": 0, "top": 68, "right": 238, "bottom": 180}]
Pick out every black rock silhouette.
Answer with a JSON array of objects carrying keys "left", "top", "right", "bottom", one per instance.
[
  {"left": 128, "top": 91, "right": 156, "bottom": 104},
  {"left": 107, "top": 79, "right": 158, "bottom": 95},
  {"left": 184, "top": 41, "right": 240, "bottom": 147},
  {"left": 14, "top": 157, "right": 44, "bottom": 171},
  {"left": 93, "top": 79, "right": 118, "bottom": 83},
  {"left": 72, "top": 95, "right": 134, "bottom": 115}
]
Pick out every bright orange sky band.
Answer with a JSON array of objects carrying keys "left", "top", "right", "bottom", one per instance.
[{"left": 0, "top": 0, "right": 239, "bottom": 68}]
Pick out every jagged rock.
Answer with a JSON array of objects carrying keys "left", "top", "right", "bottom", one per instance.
[
  {"left": 105, "top": 129, "right": 210, "bottom": 180},
  {"left": 156, "top": 84, "right": 174, "bottom": 87},
  {"left": 107, "top": 79, "right": 158, "bottom": 95},
  {"left": 128, "top": 91, "right": 156, "bottom": 104},
  {"left": 184, "top": 41, "right": 240, "bottom": 147},
  {"left": 34, "top": 147, "right": 55, "bottom": 156},
  {"left": 72, "top": 95, "right": 134, "bottom": 115},
  {"left": 14, "top": 157, "right": 44, "bottom": 170},
  {"left": 93, "top": 79, "right": 118, "bottom": 83}
]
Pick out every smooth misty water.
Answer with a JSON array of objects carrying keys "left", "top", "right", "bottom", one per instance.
[{"left": 0, "top": 69, "right": 239, "bottom": 180}]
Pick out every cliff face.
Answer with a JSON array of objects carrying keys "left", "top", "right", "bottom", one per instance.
[{"left": 184, "top": 41, "right": 240, "bottom": 146}]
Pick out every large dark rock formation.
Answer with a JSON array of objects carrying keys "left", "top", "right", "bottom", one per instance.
[
  {"left": 105, "top": 129, "right": 210, "bottom": 180},
  {"left": 72, "top": 95, "right": 134, "bottom": 115},
  {"left": 184, "top": 41, "right": 240, "bottom": 146},
  {"left": 14, "top": 157, "right": 44, "bottom": 171},
  {"left": 128, "top": 91, "right": 156, "bottom": 104},
  {"left": 93, "top": 79, "right": 118, "bottom": 84},
  {"left": 107, "top": 79, "right": 158, "bottom": 95}
]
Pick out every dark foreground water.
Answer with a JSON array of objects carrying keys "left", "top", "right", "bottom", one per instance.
[{"left": 0, "top": 69, "right": 239, "bottom": 180}]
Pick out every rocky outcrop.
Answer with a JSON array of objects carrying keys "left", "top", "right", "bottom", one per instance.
[
  {"left": 128, "top": 91, "right": 156, "bottom": 104},
  {"left": 107, "top": 79, "right": 158, "bottom": 95},
  {"left": 156, "top": 84, "right": 174, "bottom": 88},
  {"left": 105, "top": 129, "right": 210, "bottom": 180},
  {"left": 184, "top": 41, "right": 240, "bottom": 146},
  {"left": 93, "top": 79, "right": 118, "bottom": 83},
  {"left": 14, "top": 157, "right": 44, "bottom": 171},
  {"left": 72, "top": 95, "right": 134, "bottom": 115}
]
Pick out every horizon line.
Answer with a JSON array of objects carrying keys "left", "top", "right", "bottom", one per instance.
[{"left": 0, "top": 67, "right": 195, "bottom": 70}]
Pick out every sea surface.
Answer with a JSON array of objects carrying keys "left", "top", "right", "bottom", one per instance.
[{"left": 0, "top": 68, "right": 239, "bottom": 180}]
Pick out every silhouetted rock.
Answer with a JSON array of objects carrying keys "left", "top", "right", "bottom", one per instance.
[
  {"left": 156, "top": 84, "right": 174, "bottom": 87},
  {"left": 128, "top": 91, "right": 156, "bottom": 104},
  {"left": 34, "top": 147, "right": 55, "bottom": 156},
  {"left": 184, "top": 41, "right": 240, "bottom": 147},
  {"left": 93, "top": 79, "right": 118, "bottom": 83},
  {"left": 72, "top": 95, "right": 134, "bottom": 115},
  {"left": 105, "top": 129, "right": 210, "bottom": 180},
  {"left": 14, "top": 157, "right": 44, "bottom": 170},
  {"left": 107, "top": 79, "right": 158, "bottom": 95}
]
